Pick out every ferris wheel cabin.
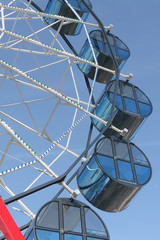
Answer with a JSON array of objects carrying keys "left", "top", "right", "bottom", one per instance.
[
  {"left": 25, "top": 198, "right": 110, "bottom": 240},
  {"left": 77, "top": 137, "right": 152, "bottom": 212},
  {"left": 44, "top": 0, "right": 92, "bottom": 35},
  {"left": 78, "top": 30, "right": 130, "bottom": 83},
  {"left": 92, "top": 80, "right": 152, "bottom": 139}
]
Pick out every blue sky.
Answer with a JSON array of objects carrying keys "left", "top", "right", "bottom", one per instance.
[
  {"left": 91, "top": 0, "right": 160, "bottom": 239},
  {"left": 0, "top": 0, "right": 160, "bottom": 239}
]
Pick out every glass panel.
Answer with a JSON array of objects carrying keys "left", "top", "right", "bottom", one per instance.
[
  {"left": 111, "top": 45, "right": 117, "bottom": 56},
  {"left": 131, "top": 145, "right": 149, "bottom": 166},
  {"left": 90, "top": 31, "right": 103, "bottom": 42},
  {"left": 81, "top": 0, "right": 92, "bottom": 10},
  {"left": 114, "top": 141, "right": 130, "bottom": 161},
  {"left": 98, "top": 40, "right": 105, "bottom": 52},
  {"left": 91, "top": 32, "right": 114, "bottom": 45},
  {"left": 26, "top": 231, "right": 34, "bottom": 240},
  {"left": 83, "top": 39, "right": 98, "bottom": 63},
  {"left": 138, "top": 102, "right": 152, "bottom": 117},
  {"left": 96, "top": 138, "right": 113, "bottom": 156},
  {"left": 93, "top": 39, "right": 99, "bottom": 50},
  {"left": 78, "top": 39, "right": 99, "bottom": 75},
  {"left": 61, "top": 0, "right": 91, "bottom": 11},
  {"left": 124, "top": 97, "right": 137, "bottom": 113},
  {"left": 64, "top": 234, "right": 82, "bottom": 240},
  {"left": 107, "top": 34, "right": 114, "bottom": 45},
  {"left": 36, "top": 202, "right": 59, "bottom": 229},
  {"left": 77, "top": 156, "right": 110, "bottom": 203},
  {"left": 77, "top": 156, "right": 102, "bottom": 189},
  {"left": 116, "top": 38, "right": 128, "bottom": 50},
  {"left": 36, "top": 229, "right": 59, "bottom": 240},
  {"left": 93, "top": 93, "right": 113, "bottom": 122},
  {"left": 105, "top": 43, "right": 110, "bottom": 55},
  {"left": 117, "top": 160, "right": 134, "bottom": 182},
  {"left": 108, "top": 81, "right": 120, "bottom": 94},
  {"left": 45, "top": 0, "right": 62, "bottom": 16},
  {"left": 66, "top": 0, "right": 78, "bottom": 9},
  {"left": 135, "top": 165, "right": 151, "bottom": 185},
  {"left": 85, "top": 207, "right": 108, "bottom": 237},
  {"left": 104, "top": 36, "right": 116, "bottom": 56},
  {"left": 93, "top": 39, "right": 104, "bottom": 52},
  {"left": 63, "top": 205, "right": 82, "bottom": 233},
  {"left": 81, "top": 11, "right": 90, "bottom": 23},
  {"left": 136, "top": 88, "right": 150, "bottom": 104},
  {"left": 117, "top": 48, "right": 129, "bottom": 59},
  {"left": 122, "top": 85, "right": 134, "bottom": 99},
  {"left": 92, "top": 94, "right": 118, "bottom": 132},
  {"left": 109, "top": 92, "right": 123, "bottom": 110},
  {"left": 118, "top": 60, "right": 127, "bottom": 72},
  {"left": 97, "top": 154, "right": 116, "bottom": 178},
  {"left": 87, "top": 237, "right": 107, "bottom": 240}
]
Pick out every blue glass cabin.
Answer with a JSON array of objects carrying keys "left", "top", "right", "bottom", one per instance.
[
  {"left": 77, "top": 137, "right": 152, "bottom": 212},
  {"left": 78, "top": 30, "right": 130, "bottom": 83},
  {"left": 92, "top": 80, "right": 152, "bottom": 139},
  {"left": 44, "top": 0, "right": 92, "bottom": 35},
  {"left": 25, "top": 198, "right": 110, "bottom": 240}
]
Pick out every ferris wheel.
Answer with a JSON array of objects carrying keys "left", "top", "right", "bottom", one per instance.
[{"left": 0, "top": 1, "right": 153, "bottom": 239}]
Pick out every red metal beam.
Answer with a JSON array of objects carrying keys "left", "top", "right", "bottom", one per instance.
[{"left": 0, "top": 197, "right": 25, "bottom": 240}]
